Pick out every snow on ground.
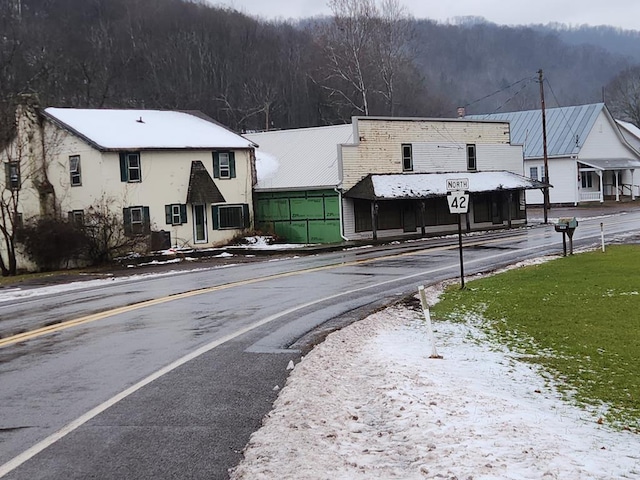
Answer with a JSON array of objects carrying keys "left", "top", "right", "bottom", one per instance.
[
  {"left": 0, "top": 268, "right": 213, "bottom": 303},
  {"left": 230, "top": 284, "right": 640, "bottom": 480}
]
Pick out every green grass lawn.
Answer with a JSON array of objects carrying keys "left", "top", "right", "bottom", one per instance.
[{"left": 431, "top": 244, "right": 640, "bottom": 431}]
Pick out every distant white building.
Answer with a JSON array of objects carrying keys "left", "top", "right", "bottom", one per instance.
[
  {"left": 247, "top": 117, "right": 543, "bottom": 243},
  {"left": 1, "top": 100, "right": 256, "bottom": 270},
  {"left": 468, "top": 103, "right": 640, "bottom": 205}
]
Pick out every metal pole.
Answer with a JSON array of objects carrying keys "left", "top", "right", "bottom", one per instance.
[
  {"left": 601, "top": 222, "right": 605, "bottom": 252},
  {"left": 458, "top": 213, "right": 465, "bottom": 289},
  {"left": 539, "top": 69, "right": 550, "bottom": 224}
]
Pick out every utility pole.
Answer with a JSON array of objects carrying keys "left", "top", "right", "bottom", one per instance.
[{"left": 538, "top": 69, "right": 550, "bottom": 224}]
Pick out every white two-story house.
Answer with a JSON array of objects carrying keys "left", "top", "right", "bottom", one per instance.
[{"left": 1, "top": 101, "right": 256, "bottom": 270}]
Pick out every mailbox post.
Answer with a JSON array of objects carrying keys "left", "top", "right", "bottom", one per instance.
[{"left": 554, "top": 217, "right": 578, "bottom": 256}]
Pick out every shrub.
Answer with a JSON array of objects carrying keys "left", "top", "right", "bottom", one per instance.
[{"left": 17, "top": 217, "right": 87, "bottom": 271}]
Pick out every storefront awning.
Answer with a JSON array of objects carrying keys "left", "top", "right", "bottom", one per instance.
[{"left": 344, "top": 171, "right": 547, "bottom": 201}]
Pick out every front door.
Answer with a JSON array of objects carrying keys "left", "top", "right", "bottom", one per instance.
[
  {"left": 491, "top": 194, "right": 503, "bottom": 225},
  {"left": 193, "top": 204, "right": 207, "bottom": 243},
  {"left": 402, "top": 202, "right": 417, "bottom": 232}
]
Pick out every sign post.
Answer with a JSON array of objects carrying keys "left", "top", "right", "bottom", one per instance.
[{"left": 446, "top": 179, "right": 469, "bottom": 289}]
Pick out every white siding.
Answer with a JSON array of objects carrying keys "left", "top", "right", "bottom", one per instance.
[
  {"left": 525, "top": 157, "right": 577, "bottom": 205},
  {"left": 581, "top": 111, "right": 637, "bottom": 160}
]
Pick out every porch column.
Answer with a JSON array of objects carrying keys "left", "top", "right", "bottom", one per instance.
[
  {"left": 615, "top": 169, "right": 620, "bottom": 202},
  {"left": 370, "top": 201, "right": 378, "bottom": 240},
  {"left": 507, "top": 192, "right": 513, "bottom": 228},
  {"left": 419, "top": 201, "right": 426, "bottom": 237},
  {"left": 631, "top": 169, "right": 636, "bottom": 201},
  {"left": 597, "top": 171, "right": 604, "bottom": 203}
]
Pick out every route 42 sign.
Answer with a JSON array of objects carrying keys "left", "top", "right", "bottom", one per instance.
[{"left": 447, "top": 191, "right": 469, "bottom": 214}]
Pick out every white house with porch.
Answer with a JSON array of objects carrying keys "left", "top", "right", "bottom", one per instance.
[{"left": 468, "top": 103, "right": 640, "bottom": 205}]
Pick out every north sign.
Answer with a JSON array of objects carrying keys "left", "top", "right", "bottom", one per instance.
[{"left": 446, "top": 178, "right": 469, "bottom": 191}]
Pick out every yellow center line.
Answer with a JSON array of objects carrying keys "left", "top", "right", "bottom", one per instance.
[
  {"left": 0, "top": 244, "right": 450, "bottom": 348},
  {"left": 0, "top": 228, "right": 566, "bottom": 349}
]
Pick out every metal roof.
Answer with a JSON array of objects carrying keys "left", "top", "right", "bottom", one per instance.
[
  {"left": 345, "top": 171, "right": 546, "bottom": 201},
  {"left": 467, "top": 103, "right": 604, "bottom": 159},
  {"left": 245, "top": 124, "right": 353, "bottom": 190}
]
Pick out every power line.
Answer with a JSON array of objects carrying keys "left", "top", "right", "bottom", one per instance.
[{"left": 463, "top": 75, "right": 536, "bottom": 109}]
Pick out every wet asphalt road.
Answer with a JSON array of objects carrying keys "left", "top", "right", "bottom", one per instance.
[{"left": 1, "top": 203, "right": 639, "bottom": 479}]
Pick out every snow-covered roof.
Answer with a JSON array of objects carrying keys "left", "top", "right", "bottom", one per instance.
[
  {"left": 616, "top": 119, "right": 640, "bottom": 139},
  {"left": 245, "top": 124, "right": 353, "bottom": 190},
  {"left": 43, "top": 107, "right": 255, "bottom": 151},
  {"left": 346, "top": 171, "right": 545, "bottom": 200},
  {"left": 467, "top": 104, "right": 604, "bottom": 159}
]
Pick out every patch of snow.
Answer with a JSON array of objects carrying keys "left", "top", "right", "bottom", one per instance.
[
  {"left": 0, "top": 268, "right": 211, "bottom": 303},
  {"left": 371, "top": 171, "right": 536, "bottom": 199},
  {"left": 230, "top": 284, "right": 640, "bottom": 479},
  {"left": 231, "top": 236, "right": 316, "bottom": 250},
  {"left": 255, "top": 151, "right": 279, "bottom": 179}
]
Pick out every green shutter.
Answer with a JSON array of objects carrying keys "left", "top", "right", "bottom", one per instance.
[
  {"left": 242, "top": 203, "right": 250, "bottom": 228},
  {"left": 212, "top": 205, "right": 219, "bottom": 230},
  {"left": 119, "top": 153, "right": 128, "bottom": 182},
  {"left": 213, "top": 152, "right": 220, "bottom": 178},
  {"left": 165, "top": 205, "right": 172, "bottom": 224},
  {"left": 123, "top": 207, "right": 132, "bottom": 236},
  {"left": 180, "top": 204, "right": 187, "bottom": 224},
  {"left": 143, "top": 206, "right": 151, "bottom": 234},
  {"left": 229, "top": 152, "right": 236, "bottom": 179}
]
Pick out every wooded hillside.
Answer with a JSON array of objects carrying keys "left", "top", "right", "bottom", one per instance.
[{"left": 2, "top": 0, "right": 639, "bottom": 142}]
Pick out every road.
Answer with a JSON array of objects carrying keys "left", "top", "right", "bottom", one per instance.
[{"left": 0, "top": 208, "right": 639, "bottom": 479}]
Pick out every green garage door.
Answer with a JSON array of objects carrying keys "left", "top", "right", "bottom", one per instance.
[{"left": 255, "top": 190, "right": 342, "bottom": 244}]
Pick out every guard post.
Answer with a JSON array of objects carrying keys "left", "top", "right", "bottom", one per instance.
[{"left": 446, "top": 178, "right": 469, "bottom": 289}]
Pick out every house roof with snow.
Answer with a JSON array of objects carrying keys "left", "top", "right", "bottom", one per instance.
[
  {"left": 616, "top": 119, "right": 640, "bottom": 153},
  {"left": 245, "top": 124, "right": 353, "bottom": 191},
  {"left": 43, "top": 107, "right": 256, "bottom": 151},
  {"left": 346, "top": 171, "right": 546, "bottom": 201},
  {"left": 467, "top": 103, "right": 605, "bottom": 159}
]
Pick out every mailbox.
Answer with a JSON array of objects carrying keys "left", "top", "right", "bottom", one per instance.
[
  {"left": 555, "top": 217, "right": 578, "bottom": 255},
  {"left": 554, "top": 217, "right": 578, "bottom": 232}
]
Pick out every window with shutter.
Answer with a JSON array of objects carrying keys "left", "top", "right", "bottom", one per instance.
[
  {"left": 69, "top": 155, "right": 82, "bottom": 186},
  {"left": 212, "top": 204, "right": 249, "bottom": 229},
  {"left": 119, "top": 152, "right": 142, "bottom": 182}
]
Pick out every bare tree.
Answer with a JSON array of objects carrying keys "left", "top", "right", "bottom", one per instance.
[
  {"left": 606, "top": 66, "right": 640, "bottom": 127},
  {"left": 311, "top": 0, "right": 417, "bottom": 119},
  {"left": 83, "top": 195, "right": 148, "bottom": 264},
  {"left": 372, "top": 0, "right": 414, "bottom": 115},
  {"left": 316, "top": 0, "right": 379, "bottom": 116}
]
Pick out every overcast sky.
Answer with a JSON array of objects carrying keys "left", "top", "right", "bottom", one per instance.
[{"left": 210, "top": 0, "right": 640, "bottom": 31}]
